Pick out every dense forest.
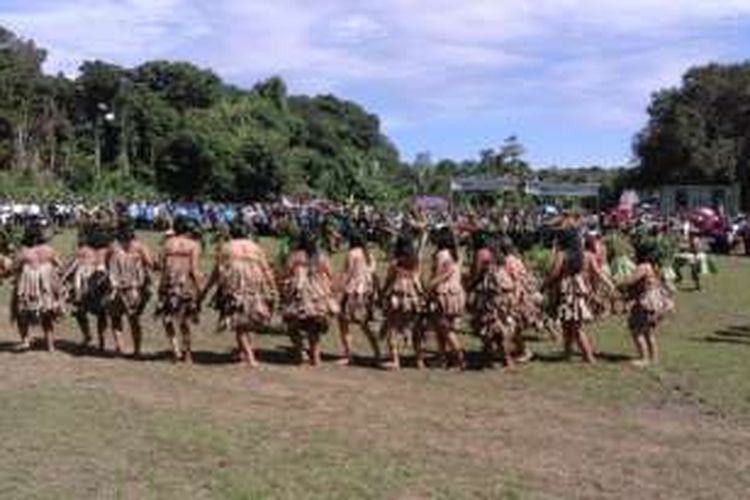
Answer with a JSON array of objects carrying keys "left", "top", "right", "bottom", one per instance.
[
  {"left": 634, "top": 62, "right": 750, "bottom": 207},
  {"left": 0, "top": 26, "right": 404, "bottom": 202},
  {"left": 4, "top": 24, "right": 750, "bottom": 206}
]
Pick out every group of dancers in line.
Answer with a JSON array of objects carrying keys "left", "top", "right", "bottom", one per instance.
[{"left": 2, "top": 213, "right": 675, "bottom": 370}]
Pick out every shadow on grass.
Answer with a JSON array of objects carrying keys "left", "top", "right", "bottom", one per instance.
[
  {"left": 695, "top": 325, "right": 750, "bottom": 346},
  {"left": 534, "top": 351, "right": 633, "bottom": 364}
]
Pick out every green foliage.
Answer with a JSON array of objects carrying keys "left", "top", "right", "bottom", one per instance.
[
  {"left": 0, "top": 25, "right": 402, "bottom": 202},
  {"left": 0, "top": 223, "right": 23, "bottom": 254},
  {"left": 523, "top": 245, "right": 553, "bottom": 276},
  {"left": 635, "top": 63, "right": 750, "bottom": 206},
  {"left": 603, "top": 232, "right": 633, "bottom": 260}
]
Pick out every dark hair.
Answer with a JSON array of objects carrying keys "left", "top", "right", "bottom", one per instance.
[
  {"left": 491, "top": 238, "right": 507, "bottom": 267},
  {"left": 77, "top": 224, "right": 92, "bottom": 247},
  {"left": 22, "top": 223, "right": 45, "bottom": 247},
  {"left": 635, "top": 241, "right": 658, "bottom": 265},
  {"left": 229, "top": 220, "right": 250, "bottom": 240},
  {"left": 434, "top": 226, "right": 459, "bottom": 261},
  {"left": 471, "top": 229, "right": 492, "bottom": 252},
  {"left": 348, "top": 229, "right": 366, "bottom": 250},
  {"left": 557, "top": 228, "right": 584, "bottom": 274},
  {"left": 88, "top": 224, "right": 113, "bottom": 249},
  {"left": 173, "top": 216, "right": 192, "bottom": 236},
  {"left": 394, "top": 234, "right": 418, "bottom": 269},
  {"left": 295, "top": 230, "right": 318, "bottom": 260},
  {"left": 498, "top": 235, "right": 517, "bottom": 257},
  {"left": 117, "top": 219, "right": 136, "bottom": 243}
]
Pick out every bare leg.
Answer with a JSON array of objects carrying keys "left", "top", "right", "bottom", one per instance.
[
  {"left": 413, "top": 329, "right": 425, "bottom": 369},
  {"left": 513, "top": 327, "right": 532, "bottom": 363},
  {"left": 96, "top": 314, "right": 108, "bottom": 352},
  {"left": 444, "top": 329, "right": 465, "bottom": 370},
  {"left": 309, "top": 331, "right": 321, "bottom": 366},
  {"left": 562, "top": 323, "right": 575, "bottom": 359},
  {"left": 289, "top": 330, "right": 306, "bottom": 365},
  {"left": 337, "top": 317, "right": 352, "bottom": 365},
  {"left": 128, "top": 315, "right": 143, "bottom": 358},
  {"left": 645, "top": 331, "right": 659, "bottom": 363},
  {"left": 180, "top": 322, "right": 192, "bottom": 364},
  {"left": 164, "top": 321, "right": 181, "bottom": 362},
  {"left": 17, "top": 319, "right": 31, "bottom": 350},
  {"left": 482, "top": 335, "right": 496, "bottom": 368},
  {"left": 75, "top": 312, "right": 92, "bottom": 346},
  {"left": 42, "top": 317, "right": 56, "bottom": 352},
  {"left": 111, "top": 314, "right": 124, "bottom": 353},
  {"left": 499, "top": 330, "right": 515, "bottom": 368},
  {"left": 574, "top": 324, "right": 596, "bottom": 364},
  {"left": 108, "top": 314, "right": 125, "bottom": 355},
  {"left": 236, "top": 329, "right": 258, "bottom": 368},
  {"left": 362, "top": 323, "right": 381, "bottom": 363},
  {"left": 383, "top": 320, "right": 401, "bottom": 370}
]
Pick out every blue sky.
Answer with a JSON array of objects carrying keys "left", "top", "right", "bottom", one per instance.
[{"left": 3, "top": 0, "right": 749, "bottom": 167}]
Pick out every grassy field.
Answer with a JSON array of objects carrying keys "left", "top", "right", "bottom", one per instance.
[{"left": 1, "top": 231, "right": 750, "bottom": 499}]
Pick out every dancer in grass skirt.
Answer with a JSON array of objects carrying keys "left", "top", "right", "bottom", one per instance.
[
  {"left": 108, "top": 220, "right": 153, "bottom": 358},
  {"left": 282, "top": 231, "right": 336, "bottom": 366},
  {"left": 545, "top": 223, "right": 606, "bottom": 363},
  {"left": 203, "top": 221, "right": 277, "bottom": 367},
  {"left": 380, "top": 234, "right": 425, "bottom": 370},
  {"left": 426, "top": 226, "right": 466, "bottom": 369},
  {"left": 619, "top": 241, "right": 675, "bottom": 366},
  {"left": 499, "top": 236, "right": 537, "bottom": 363},
  {"left": 156, "top": 216, "right": 203, "bottom": 363},
  {"left": 336, "top": 230, "right": 380, "bottom": 365},
  {"left": 65, "top": 224, "right": 117, "bottom": 352},
  {"left": 11, "top": 223, "right": 64, "bottom": 352},
  {"left": 472, "top": 239, "right": 518, "bottom": 368}
]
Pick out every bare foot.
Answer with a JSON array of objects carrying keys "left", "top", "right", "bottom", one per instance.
[
  {"left": 380, "top": 360, "right": 400, "bottom": 371},
  {"left": 334, "top": 357, "right": 351, "bottom": 366},
  {"left": 515, "top": 350, "right": 534, "bottom": 364}
]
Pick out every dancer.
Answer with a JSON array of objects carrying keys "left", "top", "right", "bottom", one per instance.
[
  {"left": 471, "top": 236, "right": 518, "bottom": 368},
  {"left": 544, "top": 224, "right": 605, "bottom": 363},
  {"left": 426, "top": 227, "right": 466, "bottom": 369},
  {"left": 499, "top": 236, "right": 536, "bottom": 363},
  {"left": 620, "top": 241, "right": 675, "bottom": 366},
  {"left": 108, "top": 220, "right": 153, "bottom": 358},
  {"left": 203, "top": 221, "right": 277, "bottom": 367},
  {"left": 585, "top": 231, "right": 614, "bottom": 319},
  {"left": 336, "top": 230, "right": 380, "bottom": 365},
  {"left": 11, "top": 223, "right": 64, "bottom": 351},
  {"left": 156, "top": 216, "right": 203, "bottom": 363},
  {"left": 380, "top": 234, "right": 425, "bottom": 370},
  {"left": 466, "top": 229, "right": 495, "bottom": 340},
  {"left": 281, "top": 231, "right": 336, "bottom": 366},
  {"left": 65, "top": 224, "right": 117, "bottom": 352}
]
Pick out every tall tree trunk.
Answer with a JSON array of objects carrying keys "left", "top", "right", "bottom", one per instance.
[
  {"left": 119, "top": 111, "right": 129, "bottom": 174},
  {"left": 94, "top": 115, "right": 101, "bottom": 177}
]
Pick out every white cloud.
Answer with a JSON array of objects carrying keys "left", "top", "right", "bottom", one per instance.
[
  {"left": 2, "top": 0, "right": 749, "bottom": 162},
  {"left": 3, "top": 0, "right": 210, "bottom": 74}
]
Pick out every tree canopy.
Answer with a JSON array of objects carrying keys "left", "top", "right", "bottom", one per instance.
[
  {"left": 634, "top": 62, "right": 750, "bottom": 203},
  {"left": 0, "top": 26, "right": 404, "bottom": 202}
]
